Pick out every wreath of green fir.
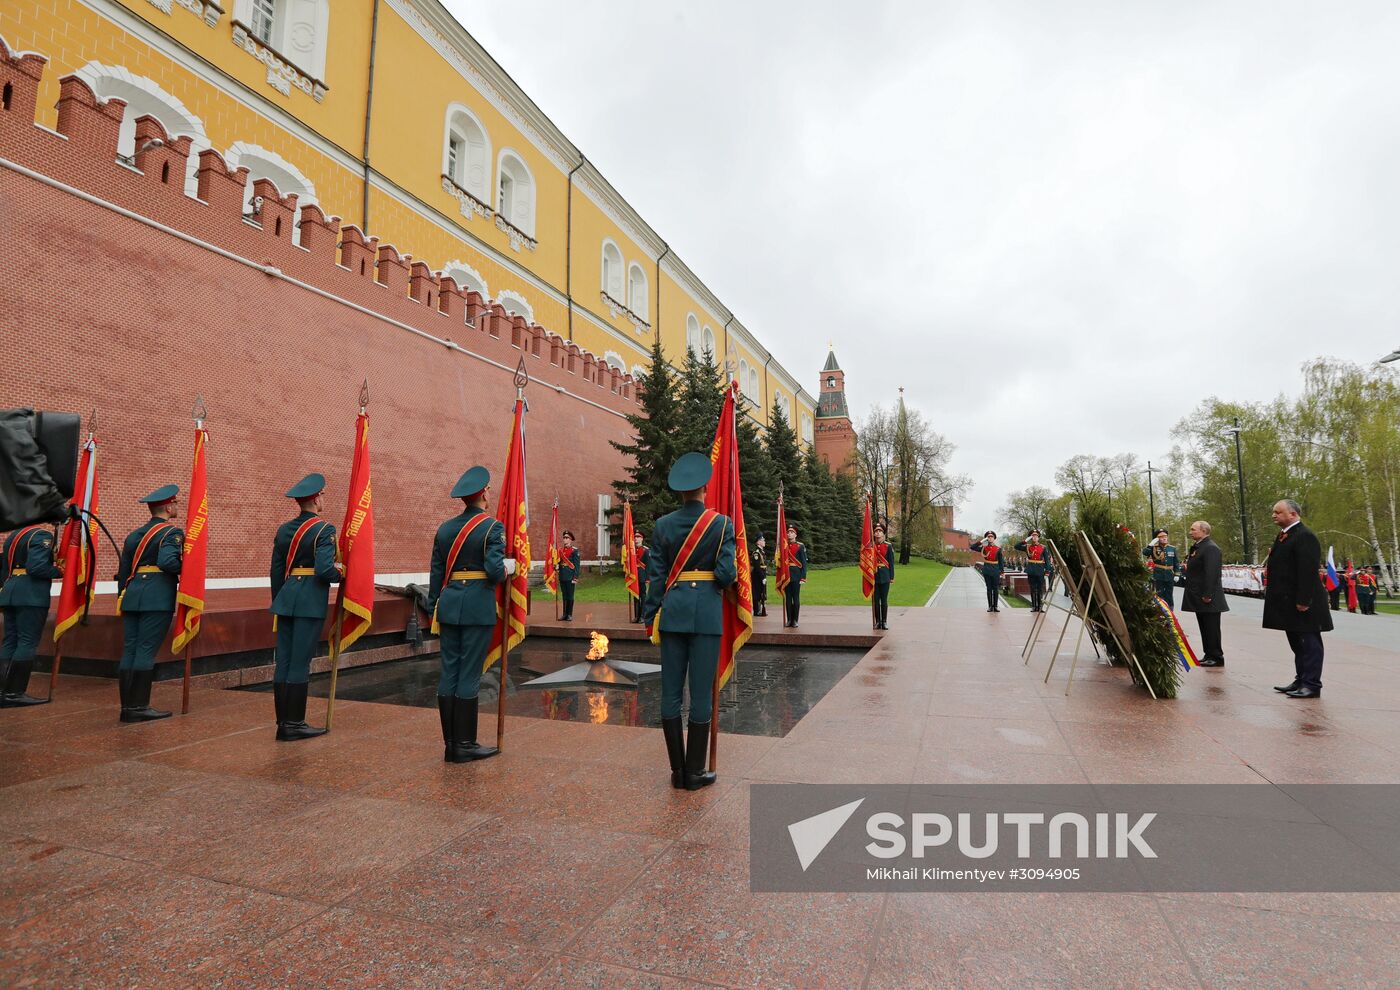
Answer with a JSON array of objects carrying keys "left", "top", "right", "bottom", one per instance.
[{"left": 1046, "top": 500, "right": 1183, "bottom": 699}]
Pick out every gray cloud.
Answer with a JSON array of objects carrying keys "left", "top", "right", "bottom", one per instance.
[{"left": 451, "top": 0, "right": 1400, "bottom": 526}]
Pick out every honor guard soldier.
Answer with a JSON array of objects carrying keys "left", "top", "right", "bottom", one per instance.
[
  {"left": 0, "top": 522, "right": 63, "bottom": 707},
  {"left": 751, "top": 533, "right": 769, "bottom": 617},
  {"left": 642, "top": 452, "right": 736, "bottom": 790},
  {"left": 558, "top": 530, "right": 580, "bottom": 621},
  {"left": 630, "top": 529, "right": 649, "bottom": 624},
  {"left": 427, "top": 466, "right": 513, "bottom": 763},
  {"left": 1015, "top": 530, "right": 1049, "bottom": 612},
  {"left": 872, "top": 523, "right": 895, "bottom": 629},
  {"left": 782, "top": 524, "right": 808, "bottom": 628},
  {"left": 1143, "top": 529, "right": 1180, "bottom": 609},
  {"left": 269, "top": 473, "right": 342, "bottom": 741},
  {"left": 969, "top": 530, "right": 1005, "bottom": 612},
  {"left": 1357, "top": 566, "right": 1378, "bottom": 615},
  {"left": 114, "top": 485, "right": 183, "bottom": 722}
]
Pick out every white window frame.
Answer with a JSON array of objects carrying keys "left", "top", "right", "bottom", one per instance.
[
  {"left": 224, "top": 141, "right": 318, "bottom": 245},
  {"left": 685, "top": 313, "right": 701, "bottom": 356},
  {"left": 601, "top": 240, "right": 624, "bottom": 300},
  {"left": 626, "top": 262, "right": 648, "bottom": 320},
  {"left": 496, "top": 149, "right": 536, "bottom": 237},
  {"left": 441, "top": 103, "right": 491, "bottom": 203},
  {"left": 233, "top": 0, "right": 330, "bottom": 81},
  {"left": 702, "top": 326, "right": 716, "bottom": 357},
  {"left": 441, "top": 261, "right": 488, "bottom": 299},
  {"left": 597, "top": 493, "right": 612, "bottom": 559},
  {"left": 497, "top": 290, "right": 534, "bottom": 321}
]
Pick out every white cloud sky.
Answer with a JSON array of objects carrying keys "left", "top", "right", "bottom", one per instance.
[{"left": 450, "top": 0, "right": 1399, "bottom": 527}]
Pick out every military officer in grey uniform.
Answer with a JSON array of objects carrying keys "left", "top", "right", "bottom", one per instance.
[
  {"left": 426, "top": 466, "right": 513, "bottom": 763},
  {"left": 642, "top": 452, "right": 737, "bottom": 791},
  {"left": 0, "top": 522, "right": 63, "bottom": 707},
  {"left": 269, "top": 473, "right": 342, "bottom": 741},
  {"left": 114, "top": 484, "right": 183, "bottom": 722},
  {"left": 1143, "top": 528, "right": 1181, "bottom": 609}
]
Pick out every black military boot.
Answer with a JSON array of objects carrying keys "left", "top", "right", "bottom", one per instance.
[
  {"left": 116, "top": 669, "right": 132, "bottom": 721},
  {"left": 277, "top": 682, "right": 326, "bottom": 741},
  {"left": 3, "top": 660, "right": 49, "bottom": 707},
  {"left": 662, "top": 716, "right": 685, "bottom": 789},
  {"left": 437, "top": 695, "right": 454, "bottom": 762},
  {"left": 122, "top": 669, "right": 171, "bottom": 723},
  {"left": 683, "top": 720, "right": 716, "bottom": 790},
  {"left": 449, "top": 696, "right": 498, "bottom": 763},
  {"left": 272, "top": 681, "right": 286, "bottom": 732}
]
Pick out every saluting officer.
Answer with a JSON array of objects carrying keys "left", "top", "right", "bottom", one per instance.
[
  {"left": 751, "top": 533, "right": 769, "bottom": 617},
  {"left": 558, "top": 530, "right": 580, "bottom": 621},
  {"left": 630, "top": 528, "right": 649, "bottom": 624},
  {"left": 269, "top": 473, "right": 342, "bottom": 741},
  {"left": 872, "top": 523, "right": 895, "bottom": 629},
  {"left": 969, "top": 530, "right": 1005, "bottom": 612},
  {"left": 1143, "top": 528, "right": 1180, "bottom": 609},
  {"left": 1356, "top": 566, "right": 1378, "bottom": 615},
  {"left": 114, "top": 485, "right": 183, "bottom": 722},
  {"left": 1015, "top": 529, "right": 1049, "bottom": 612},
  {"left": 0, "top": 522, "right": 63, "bottom": 708},
  {"left": 427, "top": 466, "right": 513, "bottom": 763},
  {"left": 782, "top": 524, "right": 808, "bottom": 628},
  {"left": 642, "top": 452, "right": 737, "bottom": 790}
]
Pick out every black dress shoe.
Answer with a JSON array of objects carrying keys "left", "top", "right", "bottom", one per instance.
[
  {"left": 1285, "top": 687, "right": 1321, "bottom": 699},
  {"left": 1197, "top": 658, "right": 1225, "bottom": 668},
  {"left": 1273, "top": 681, "right": 1300, "bottom": 693}
]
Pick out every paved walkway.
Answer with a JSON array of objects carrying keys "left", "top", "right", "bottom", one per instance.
[{"left": 2, "top": 566, "right": 1398, "bottom": 987}]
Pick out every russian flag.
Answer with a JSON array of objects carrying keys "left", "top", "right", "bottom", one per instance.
[{"left": 1324, "top": 547, "right": 1340, "bottom": 591}]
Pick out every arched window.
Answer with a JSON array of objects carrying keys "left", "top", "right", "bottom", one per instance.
[
  {"left": 497, "top": 290, "right": 534, "bottom": 321},
  {"left": 496, "top": 149, "right": 535, "bottom": 238},
  {"left": 603, "top": 351, "right": 627, "bottom": 372},
  {"left": 224, "top": 141, "right": 317, "bottom": 244},
  {"left": 441, "top": 260, "right": 488, "bottom": 299},
  {"left": 777, "top": 392, "right": 792, "bottom": 424},
  {"left": 73, "top": 63, "right": 210, "bottom": 197},
  {"left": 702, "top": 326, "right": 716, "bottom": 357},
  {"left": 627, "top": 263, "right": 648, "bottom": 320},
  {"left": 802, "top": 413, "right": 814, "bottom": 443},
  {"left": 442, "top": 103, "right": 490, "bottom": 203},
  {"left": 737, "top": 359, "right": 750, "bottom": 396},
  {"left": 233, "top": 0, "right": 330, "bottom": 82},
  {"left": 749, "top": 366, "right": 760, "bottom": 400},
  {"left": 601, "top": 241, "right": 624, "bottom": 300},
  {"left": 685, "top": 314, "right": 701, "bottom": 356}
]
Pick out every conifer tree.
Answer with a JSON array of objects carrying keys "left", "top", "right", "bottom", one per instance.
[
  {"left": 676, "top": 344, "right": 726, "bottom": 457},
  {"left": 765, "top": 396, "right": 807, "bottom": 540},
  {"left": 736, "top": 403, "right": 778, "bottom": 545},
  {"left": 610, "top": 337, "right": 682, "bottom": 531}
]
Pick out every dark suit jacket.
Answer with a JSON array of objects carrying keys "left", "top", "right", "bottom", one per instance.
[
  {"left": 1262, "top": 522, "right": 1333, "bottom": 633},
  {"left": 1181, "top": 537, "right": 1228, "bottom": 614}
]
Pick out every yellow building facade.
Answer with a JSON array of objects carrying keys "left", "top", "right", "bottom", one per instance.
[{"left": 4, "top": 0, "right": 815, "bottom": 441}]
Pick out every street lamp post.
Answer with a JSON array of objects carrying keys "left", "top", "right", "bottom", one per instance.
[{"left": 1224, "top": 418, "right": 1250, "bottom": 563}]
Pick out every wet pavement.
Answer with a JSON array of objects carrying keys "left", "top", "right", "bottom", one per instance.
[{"left": 2, "top": 566, "right": 1398, "bottom": 987}]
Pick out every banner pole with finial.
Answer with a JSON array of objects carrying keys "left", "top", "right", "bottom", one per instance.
[
  {"left": 180, "top": 396, "right": 207, "bottom": 715},
  {"left": 496, "top": 359, "right": 529, "bottom": 750},
  {"left": 326, "top": 379, "right": 368, "bottom": 732}
]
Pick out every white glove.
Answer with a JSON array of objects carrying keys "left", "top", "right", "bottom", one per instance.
[{"left": 503, "top": 558, "right": 517, "bottom": 575}]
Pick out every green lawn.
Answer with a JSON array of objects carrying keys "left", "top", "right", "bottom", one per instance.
[
  {"left": 1373, "top": 600, "right": 1399, "bottom": 616},
  {"left": 563, "top": 557, "right": 952, "bottom": 607}
]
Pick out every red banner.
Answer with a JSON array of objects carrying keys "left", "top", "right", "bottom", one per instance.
[
  {"left": 53, "top": 437, "right": 99, "bottom": 643},
  {"left": 622, "top": 501, "right": 639, "bottom": 599},
  {"left": 337, "top": 411, "right": 375, "bottom": 651},
  {"left": 543, "top": 500, "right": 559, "bottom": 594},
  {"left": 706, "top": 380, "right": 753, "bottom": 688},
  {"left": 486, "top": 397, "right": 530, "bottom": 670},
  {"left": 859, "top": 496, "right": 875, "bottom": 600},
  {"left": 171, "top": 428, "right": 209, "bottom": 653},
  {"left": 774, "top": 494, "right": 790, "bottom": 595}
]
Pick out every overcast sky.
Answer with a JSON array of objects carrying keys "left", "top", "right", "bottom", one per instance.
[{"left": 454, "top": 0, "right": 1400, "bottom": 529}]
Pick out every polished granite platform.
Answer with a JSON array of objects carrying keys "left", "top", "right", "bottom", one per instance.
[{"left": 2, "top": 567, "right": 1398, "bottom": 988}]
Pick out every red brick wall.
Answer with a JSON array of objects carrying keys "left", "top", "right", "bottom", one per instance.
[
  {"left": 815, "top": 419, "right": 856, "bottom": 473},
  {"left": 1, "top": 47, "right": 637, "bottom": 579}
]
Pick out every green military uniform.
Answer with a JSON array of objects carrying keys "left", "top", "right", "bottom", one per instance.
[
  {"left": 643, "top": 452, "right": 737, "bottom": 790},
  {"left": 269, "top": 473, "right": 339, "bottom": 741},
  {"left": 1356, "top": 569, "right": 1378, "bottom": 615},
  {"left": 630, "top": 536, "right": 649, "bottom": 624},
  {"left": 114, "top": 484, "right": 183, "bottom": 722},
  {"left": 782, "top": 534, "right": 808, "bottom": 627},
  {"left": 1015, "top": 535, "right": 1049, "bottom": 612},
  {"left": 1143, "top": 532, "right": 1180, "bottom": 610},
  {"left": 872, "top": 536, "right": 895, "bottom": 629},
  {"left": 427, "top": 465, "right": 506, "bottom": 763},
  {"left": 558, "top": 536, "right": 579, "bottom": 620},
  {"left": 1, "top": 524, "right": 62, "bottom": 707},
  {"left": 751, "top": 538, "right": 768, "bottom": 617},
  {"left": 970, "top": 534, "right": 1005, "bottom": 612}
]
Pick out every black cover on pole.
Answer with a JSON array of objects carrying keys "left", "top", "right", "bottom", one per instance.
[{"left": 0, "top": 408, "right": 79, "bottom": 530}]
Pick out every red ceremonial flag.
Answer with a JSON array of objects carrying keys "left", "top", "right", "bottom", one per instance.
[
  {"left": 543, "top": 500, "right": 560, "bottom": 594},
  {"left": 336, "top": 410, "right": 375, "bottom": 651},
  {"left": 705, "top": 380, "right": 754, "bottom": 688},
  {"left": 859, "top": 495, "right": 875, "bottom": 600},
  {"left": 774, "top": 492, "right": 790, "bottom": 596},
  {"left": 622, "top": 501, "right": 639, "bottom": 599},
  {"left": 486, "top": 397, "right": 530, "bottom": 670},
  {"left": 171, "top": 428, "right": 210, "bottom": 652},
  {"left": 54, "top": 436, "right": 100, "bottom": 642}
]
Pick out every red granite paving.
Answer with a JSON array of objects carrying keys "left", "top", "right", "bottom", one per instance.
[{"left": 2, "top": 567, "right": 1398, "bottom": 988}]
